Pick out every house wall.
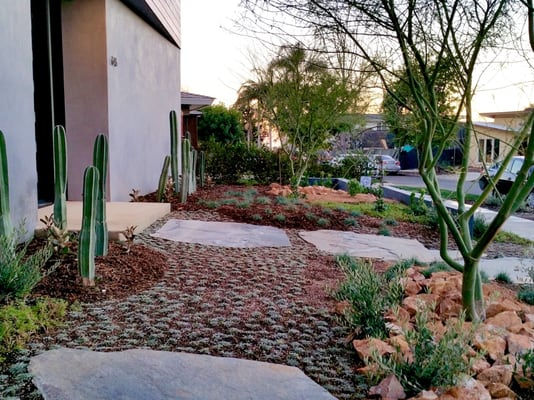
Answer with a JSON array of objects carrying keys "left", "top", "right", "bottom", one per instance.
[
  {"left": 468, "top": 126, "right": 515, "bottom": 167},
  {"left": 62, "top": 0, "right": 109, "bottom": 200},
  {"left": 0, "top": 0, "right": 37, "bottom": 239},
  {"left": 106, "top": 0, "right": 181, "bottom": 200}
]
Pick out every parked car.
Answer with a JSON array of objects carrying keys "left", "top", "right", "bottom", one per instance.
[
  {"left": 372, "top": 154, "right": 401, "bottom": 175},
  {"left": 478, "top": 156, "right": 533, "bottom": 195}
]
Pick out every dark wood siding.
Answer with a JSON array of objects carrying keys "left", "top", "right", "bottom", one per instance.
[
  {"left": 121, "top": 0, "right": 180, "bottom": 47},
  {"left": 146, "top": 0, "right": 180, "bottom": 46}
]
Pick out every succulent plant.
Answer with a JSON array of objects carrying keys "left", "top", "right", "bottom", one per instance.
[
  {"left": 169, "top": 110, "right": 180, "bottom": 193},
  {"left": 157, "top": 155, "right": 171, "bottom": 202},
  {"left": 78, "top": 166, "right": 98, "bottom": 286},
  {"left": 0, "top": 130, "right": 12, "bottom": 237},
  {"left": 52, "top": 125, "right": 67, "bottom": 230},
  {"left": 93, "top": 134, "right": 108, "bottom": 256}
]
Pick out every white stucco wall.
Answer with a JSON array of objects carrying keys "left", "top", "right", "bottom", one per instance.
[
  {"left": 62, "top": 0, "right": 109, "bottom": 201},
  {"left": 106, "top": 0, "right": 181, "bottom": 201},
  {"left": 0, "top": 1, "right": 37, "bottom": 239}
]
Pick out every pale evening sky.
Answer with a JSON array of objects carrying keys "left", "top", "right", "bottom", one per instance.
[{"left": 180, "top": 1, "right": 534, "bottom": 116}]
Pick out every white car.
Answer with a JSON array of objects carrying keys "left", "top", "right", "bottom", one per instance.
[{"left": 373, "top": 155, "right": 401, "bottom": 175}]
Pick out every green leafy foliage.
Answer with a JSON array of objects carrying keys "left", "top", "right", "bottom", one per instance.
[
  {"left": 198, "top": 105, "right": 245, "bottom": 144},
  {"left": 518, "top": 286, "right": 534, "bottom": 305},
  {"left": 0, "top": 298, "right": 67, "bottom": 361},
  {"left": 202, "top": 140, "right": 291, "bottom": 185},
  {"left": 334, "top": 255, "right": 406, "bottom": 338},
  {"left": 494, "top": 271, "right": 512, "bottom": 284},
  {"left": 368, "top": 307, "right": 477, "bottom": 396},
  {"left": 0, "top": 234, "right": 53, "bottom": 303},
  {"left": 409, "top": 191, "right": 429, "bottom": 216}
]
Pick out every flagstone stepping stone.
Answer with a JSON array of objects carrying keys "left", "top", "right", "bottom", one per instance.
[
  {"left": 30, "top": 348, "right": 335, "bottom": 400},
  {"left": 151, "top": 219, "right": 291, "bottom": 248}
]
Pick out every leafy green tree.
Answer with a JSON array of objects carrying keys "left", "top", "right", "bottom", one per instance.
[
  {"left": 242, "top": 45, "right": 360, "bottom": 185},
  {"left": 382, "top": 61, "right": 459, "bottom": 148},
  {"left": 197, "top": 105, "right": 245, "bottom": 144},
  {"left": 241, "top": 0, "right": 534, "bottom": 321}
]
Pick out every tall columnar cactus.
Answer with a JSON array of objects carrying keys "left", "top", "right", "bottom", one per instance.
[
  {"left": 199, "top": 151, "right": 205, "bottom": 188},
  {"left": 53, "top": 125, "right": 68, "bottom": 230},
  {"left": 0, "top": 131, "right": 11, "bottom": 237},
  {"left": 170, "top": 110, "right": 180, "bottom": 194},
  {"left": 190, "top": 148, "right": 198, "bottom": 194},
  {"left": 78, "top": 166, "right": 99, "bottom": 287},
  {"left": 157, "top": 155, "right": 171, "bottom": 202},
  {"left": 180, "top": 137, "right": 191, "bottom": 203},
  {"left": 93, "top": 134, "right": 108, "bottom": 256}
]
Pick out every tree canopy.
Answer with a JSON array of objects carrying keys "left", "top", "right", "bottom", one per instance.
[
  {"left": 237, "top": 45, "right": 361, "bottom": 184},
  {"left": 241, "top": 0, "right": 534, "bottom": 321},
  {"left": 197, "top": 105, "right": 244, "bottom": 144}
]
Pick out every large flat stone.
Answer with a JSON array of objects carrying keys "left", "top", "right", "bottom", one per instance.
[
  {"left": 29, "top": 348, "right": 334, "bottom": 400},
  {"left": 151, "top": 219, "right": 291, "bottom": 248},
  {"left": 299, "top": 230, "right": 438, "bottom": 262}
]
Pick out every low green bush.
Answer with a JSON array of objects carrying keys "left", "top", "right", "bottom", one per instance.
[
  {"left": 368, "top": 307, "right": 477, "bottom": 396},
  {"left": 0, "top": 298, "right": 67, "bottom": 362},
  {"left": 202, "top": 140, "right": 292, "bottom": 184},
  {"left": 494, "top": 271, "right": 512, "bottom": 284},
  {"left": 0, "top": 233, "right": 54, "bottom": 304},
  {"left": 518, "top": 286, "right": 534, "bottom": 305},
  {"left": 334, "top": 256, "right": 406, "bottom": 338}
]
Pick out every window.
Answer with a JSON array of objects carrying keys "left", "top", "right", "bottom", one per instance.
[{"left": 478, "top": 138, "right": 500, "bottom": 163}]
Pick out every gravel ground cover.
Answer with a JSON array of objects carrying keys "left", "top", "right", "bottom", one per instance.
[{"left": 1, "top": 210, "right": 369, "bottom": 399}]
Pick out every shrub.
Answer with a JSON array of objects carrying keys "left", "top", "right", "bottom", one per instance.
[
  {"left": 518, "top": 286, "right": 534, "bottom": 305},
  {"left": 274, "top": 214, "right": 286, "bottom": 223},
  {"left": 378, "top": 226, "right": 391, "bottom": 236},
  {"left": 0, "top": 233, "right": 54, "bottom": 303},
  {"left": 334, "top": 256, "right": 406, "bottom": 338},
  {"left": 317, "top": 218, "right": 330, "bottom": 227},
  {"left": 255, "top": 196, "right": 272, "bottom": 205},
  {"left": 368, "top": 307, "right": 477, "bottom": 396},
  {"left": 305, "top": 212, "right": 317, "bottom": 221},
  {"left": 251, "top": 214, "right": 262, "bottom": 222},
  {"left": 472, "top": 215, "right": 488, "bottom": 240},
  {"left": 420, "top": 262, "right": 454, "bottom": 278},
  {"left": 494, "top": 271, "right": 512, "bottom": 284},
  {"left": 343, "top": 218, "right": 358, "bottom": 226},
  {"left": 384, "top": 218, "right": 398, "bottom": 226},
  {"left": 202, "top": 140, "right": 292, "bottom": 184},
  {"left": 0, "top": 298, "right": 67, "bottom": 361},
  {"left": 348, "top": 180, "right": 364, "bottom": 196},
  {"left": 409, "top": 191, "right": 428, "bottom": 216}
]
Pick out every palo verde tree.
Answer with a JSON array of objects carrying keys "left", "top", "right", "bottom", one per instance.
[
  {"left": 241, "top": 0, "right": 534, "bottom": 321},
  {"left": 243, "top": 45, "right": 359, "bottom": 185}
]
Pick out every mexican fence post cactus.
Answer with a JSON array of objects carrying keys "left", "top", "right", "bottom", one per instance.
[
  {"left": 78, "top": 166, "right": 98, "bottom": 286},
  {"left": 93, "top": 134, "right": 108, "bottom": 256},
  {"left": 190, "top": 148, "right": 197, "bottom": 193},
  {"left": 157, "top": 155, "right": 171, "bottom": 202},
  {"left": 170, "top": 110, "right": 180, "bottom": 194},
  {"left": 180, "top": 137, "right": 191, "bottom": 203},
  {"left": 199, "top": 151, "right": 205, "bottom": 188},
  {"left": 0, "top": 131, "right": 12, "bottom": 237},
  {"left": 53, "top": 125, "right": 67, "bottom": 230}
]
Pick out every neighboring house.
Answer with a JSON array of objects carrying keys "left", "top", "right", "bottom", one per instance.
[
  {"left": 1, "top": 0, "right": 181, "bottom": 238},
  {"left": 470, "top": 108, "right": 532, "bottom": 167},
  {"left": 181, "top": 91, "right": 215, "bottom": 149}
]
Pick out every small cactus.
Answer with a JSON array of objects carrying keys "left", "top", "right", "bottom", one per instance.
[
  {"left": 0, "top": 130, "right": 12, "bottom": 237},
  {"left": 157, "top": 155, "right": 171, "bottom": 202},
  {"left": 170, "top": 110, "right": 180, "bottom": 193},
  {"left": 93, "top": 134, "right": 108, "bottom": 256},
  {"left": 180, "top": 137, "right": 191, "bottom": 203},
  {"left": 199, "top": 151, "right": 206, "bottom": 187},
  {"left": 53, "top": 125, "right": 68, "bottom": 230},
  {"left": 78, "top": 166, "right": 98, "bottom": 286}
]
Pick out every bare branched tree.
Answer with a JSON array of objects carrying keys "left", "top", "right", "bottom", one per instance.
[{"left": 241, "top": 0, "right": 534, "bottom": 321}]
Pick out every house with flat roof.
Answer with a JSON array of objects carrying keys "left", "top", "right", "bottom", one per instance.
[
  {"left": 471, "top": 108, "right": 531, "bottom": 166},
  {"left": 1, "top": 0, "right": 180, "bottom": 237}
]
